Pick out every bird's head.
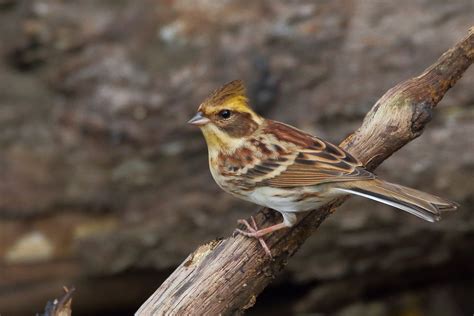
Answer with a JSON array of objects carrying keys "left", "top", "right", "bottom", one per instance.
[{"left": 188, "top": 80, "right": 263, "bottom": 152}]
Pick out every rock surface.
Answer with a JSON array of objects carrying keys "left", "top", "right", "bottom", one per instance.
[{"left": 0, "top": 1, "right": 473, "bottom": 315}]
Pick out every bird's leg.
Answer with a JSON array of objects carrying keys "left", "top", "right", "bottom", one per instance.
[
  {"left": 236, "top": 220, "right": 289, "bottom": 238},
  {"left": 234, "top": 216, "right": 273, "bottom": 257},
  {"left": 234, "top": 212, "right": 297, "bottom": 258}
]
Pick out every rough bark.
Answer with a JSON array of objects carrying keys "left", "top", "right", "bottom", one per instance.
[{"left": 136, "top": 28, "right": 474, "bottom": 315}]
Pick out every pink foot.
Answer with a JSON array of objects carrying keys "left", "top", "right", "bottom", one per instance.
[{"left": 234, "top": 216, "right": 273, "bottom": 258}]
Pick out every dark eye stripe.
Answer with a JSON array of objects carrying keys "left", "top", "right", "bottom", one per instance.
[{"left": 218, "top": 112, "right": 258, "bottom": 137}]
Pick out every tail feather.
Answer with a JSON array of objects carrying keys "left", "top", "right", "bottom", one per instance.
[{"left": 335, "top": 179, "right": 458, "bottom": 222}]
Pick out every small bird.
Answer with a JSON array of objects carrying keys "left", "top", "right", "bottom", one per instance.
[{"left": 188, "top": 80, "right": 458, "bottom": 257}]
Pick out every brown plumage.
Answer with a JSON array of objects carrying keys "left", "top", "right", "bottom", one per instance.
[{"left": 188, "top": 80, "right": 458, "bottom": 257}]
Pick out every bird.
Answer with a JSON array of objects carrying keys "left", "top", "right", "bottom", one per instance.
[{"left": 188, "top": 80, "right": 458, "bottom": 257}]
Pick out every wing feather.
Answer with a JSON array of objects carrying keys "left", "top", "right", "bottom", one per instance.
[{"left": 241, "top": 120, "right": 375, "bottom": 188}]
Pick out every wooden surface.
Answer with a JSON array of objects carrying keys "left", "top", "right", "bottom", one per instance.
[{"left": 136, "top": 27, "right": 474, "bottom": 316}]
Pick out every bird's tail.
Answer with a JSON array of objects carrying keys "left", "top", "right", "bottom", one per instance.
[{"left": 335, "top": 179, "right": 458, "bottom": 222}]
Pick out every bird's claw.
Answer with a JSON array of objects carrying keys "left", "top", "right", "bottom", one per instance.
[{"left": 233, "top": 216, "right": 273, "bottom": 258}]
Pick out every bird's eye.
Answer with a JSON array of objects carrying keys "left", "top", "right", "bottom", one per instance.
[{"left": 218, "top": 109, "right": 232, "bottom": 119}]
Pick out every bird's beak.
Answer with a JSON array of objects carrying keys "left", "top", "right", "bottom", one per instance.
[{"left": 188, "top": 112, "right": 210, "bottom": 126}]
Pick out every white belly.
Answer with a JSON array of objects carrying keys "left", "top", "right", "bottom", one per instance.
[{"left": 247, "top": 186, "right": 333, "bottom": 214}]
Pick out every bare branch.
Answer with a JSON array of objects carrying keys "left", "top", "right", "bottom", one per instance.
[{"left": 136, "top": 27, "right": 474, "bottom": 315}]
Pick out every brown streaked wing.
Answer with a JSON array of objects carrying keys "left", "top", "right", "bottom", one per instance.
[
  {"left": 265, "top": 153, "right": 374, "bottom": 187},
  {"left": 248, "top": 120, "right": 375, "bottom": 188}
]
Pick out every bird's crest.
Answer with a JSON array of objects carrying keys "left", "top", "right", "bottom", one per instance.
[{"left": 200, "top": 80, "right": 250, "bottom": 113}]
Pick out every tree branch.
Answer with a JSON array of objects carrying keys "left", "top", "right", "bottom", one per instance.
[{"left": 136, "top": 27, "right": 474, "bottom": 315}]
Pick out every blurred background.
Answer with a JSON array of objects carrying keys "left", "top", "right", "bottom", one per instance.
[{"left": 0, "top": 1, "right": 473, "bottom": 315}]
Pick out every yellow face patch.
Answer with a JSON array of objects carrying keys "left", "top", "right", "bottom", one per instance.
[
  {"left": 200, "top": 123, "right": 235, "bottom": 150},
  {"left": 195, "top": 80, "right": 264, "bottom": 152}
]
